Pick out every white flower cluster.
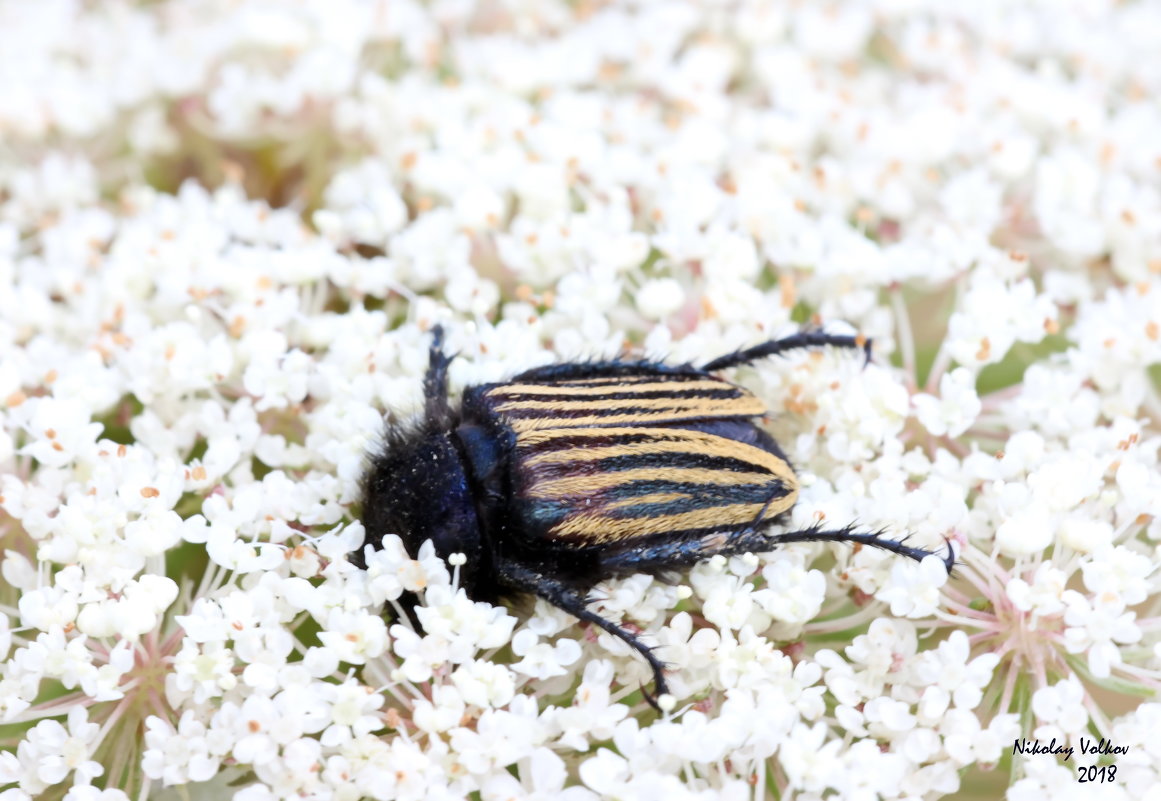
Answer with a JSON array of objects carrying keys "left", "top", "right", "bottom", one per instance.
[{"left": 1, "top": 0, "right": 1160, "bottom": 798}]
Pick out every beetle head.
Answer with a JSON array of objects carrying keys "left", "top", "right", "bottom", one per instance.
[{"left": 360, "top": 421, "right": 485, "bottom": 597}]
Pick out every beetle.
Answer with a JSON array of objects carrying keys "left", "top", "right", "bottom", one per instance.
[{"left": 355, "top": 325, "right": 953, "bottom": 704}]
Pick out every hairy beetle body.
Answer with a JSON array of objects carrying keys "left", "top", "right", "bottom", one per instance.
[{"left": 357, "top": 327, "right": 952, "bottom": 703}]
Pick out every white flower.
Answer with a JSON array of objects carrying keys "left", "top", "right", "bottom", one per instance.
[
  {"left": 912, "top": 631, "right": 999, "bottom": 711},
  {"left": 63, "top": 786, "right": 132, "bottom": 801},
  {"left": 1062, "top": 591, "right": 1142, "bottom": 678},
  {"left": 941, "top": 710, "right": 1020, "bottom": 767},
  {"left": 551, "top": 660, "right": 629, "bottom": 751},
  {"left": 24, "top": 707, "right": 103, "bottom": 790},
  {"left": 941, "top": 169, "right": 1003, "bottom": 234},
  {"left": 20, "top": 398, "right": 103, "bottom": 468},
  {"left": 317, "top": 609, "right": 389, "bottom": 665},
  {"left": 1033, "top": 149, "right": 1105, "bottom": 259},
  {"left": 481, "top": 747, "right": 597, "bottom": 801},
  {"left": 635, "top": 277, "right": 686, "bottom": 320},
  {"left": 513, "top": 164, "right": 571, "bottom": 222},
  {"left": 415, "top": 586, "right": 518, "bottom": 655},
  {"left": 945, "top": 277, "right": 1057, "bottom": 367},
  {"left": 451, "top": 659, "right": 517, "bottom": 709},
  {"left": 203, "top": 525, "right": 284, "bottom": 573},
  {"left": 703, "top": 232, "right": 761, "bottom": 281},
  {"left": 361, "top": 536, "right": 448, "bottom": 601},
  {"left": 1031, "top": 676, "right": 1089, "bottom": 740},
  {"left": 710, "top": 626, "right": 787, "bottom": 691},
  {"left": 319, "top": 679, "right": 384, "bottom": 747},
  {"left": 1006, "top": 562, "right": 1068, "bottom": 625},
  {"left": 1028, "top": 453, "right": 1104, "bottom": 512},
  {"left": 454, "top": 184, "right": 505, "bottom": 232},
  {"left": 1081, "top": 546, "right": 1152, "bottom": 606},
  {"left": 412, "top": 684, "right": 466, "bottom": 734},
  {"left": 876, "top": 554, "right": 950, "bottom": 619},
  {"left": 171, "top": 641, "right": 238, "bottom": 704},
  {"left": 758, "top": 558, "right": 826, "bottom": 626},
  {"left": 912, "top": 367, "right": 981, "bottom": 438},
  {"left": 700, "top": 574, "right": 766, "bottom": 631},
  {"left": 242, "top": 347, "right": 312, "bottom": 412},
  {"left": 793, "top": 4, "right": 871, "bottom": 62},
  {"left": 3, "top": 0, "right": 1160, "bottom": 796},
  {"left": 778, "top": 721, "right": 846, "bottom": 794},
  {"left": 17, "top": 588, "right": 80, "bottom": 632},
  {"left": 863, "top": 695, "right": 917, "bottom": 736},
  {"left": 578, "top": 748, "right": 630, "bottom": 796},
  {"left": 994, "top": 503, "right": 1054, "bottom": 558},
  {"left": 1058, "top": 518, "right": 1114, "bottom": 553},
  {"left": 142, "top": 711, "right": 224, "bottom": 785},
  {"left": 510, "top": 630, "right": 581, "bottom": 680},
  {"left": 319, "top": 160, "right": 409, "bottom": 245}
]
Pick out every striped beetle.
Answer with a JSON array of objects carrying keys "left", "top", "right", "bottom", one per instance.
[{"left": 355, "top": 326, "right": 952, "bottom": 704}]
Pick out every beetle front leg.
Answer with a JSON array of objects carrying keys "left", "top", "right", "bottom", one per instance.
[
  {"left": 702, "top": 330, "right": 872, "bottom": 371},
  {"left": 494, "top": 559, "right": 671, "bottom": 708}
]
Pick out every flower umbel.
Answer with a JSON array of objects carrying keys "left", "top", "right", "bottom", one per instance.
[{"left": 2, "top": 0, "right": 1161, "bottom": 799}]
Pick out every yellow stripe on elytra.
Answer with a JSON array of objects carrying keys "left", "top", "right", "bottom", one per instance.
[
  {"left": 547, "top": 375, "right": 678, "bottom": 385},
  {"left": 518, "top": 426, "right": 713, "bottom": 445},
  {"left": 602, "top": 492, "right": 689, "bottom": 510},
  {"left": 500, "top": 397, "right": 767, "bottom": 431},
  {"left": 487, "top": 379, "right": 731, "bottom": 397},
  {"left": 529, "top": 466, "right": 775, "bottom": 499},
  {"left": 552, "top": 496, "right": 797, "bottom": 544},
  {"left": 523, "top": 432, "right": 792, "bottom": 479},
  {"left": 494, "top": 393, "right": 754, "bottom": 413},
  {"left": 507, "top": 408, "right": 759, "bottom": 431}
]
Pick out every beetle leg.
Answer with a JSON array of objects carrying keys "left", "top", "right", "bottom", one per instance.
[
  {"left": 596, "top": 527, "right": 785, "bottom": 574},
  {"left": 495, "top": 559, "right": 671, "bottom": 707},
  {"left": 764, "top": 524, "right": 955, "bottom": 572},
  {"left": 597, "top": 523, "right": 953, "bottom": 575},
  {"left": 701, "top": 331, "right": 873, "bottom": 371}
]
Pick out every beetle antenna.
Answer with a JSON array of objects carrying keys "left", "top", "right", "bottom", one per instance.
[
  {"left": 701, "top": 330, "right": 873, "bottom": 371},
  {"left": 422, "top": 324, "right": 454, "bottom": 424}
]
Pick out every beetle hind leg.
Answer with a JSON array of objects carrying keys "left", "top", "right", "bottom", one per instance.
[
  {"left": 596, "top": 523, "right": 954, "bottom": 575},
  {"left": 702, "top": 330, "right": 872, "bottom": 372},
  {"left": 597, "top": 526, "right": 788, "bottom": 576},
  {"left": 496, "top": 559, "right": 671, "bottom": 708}
]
